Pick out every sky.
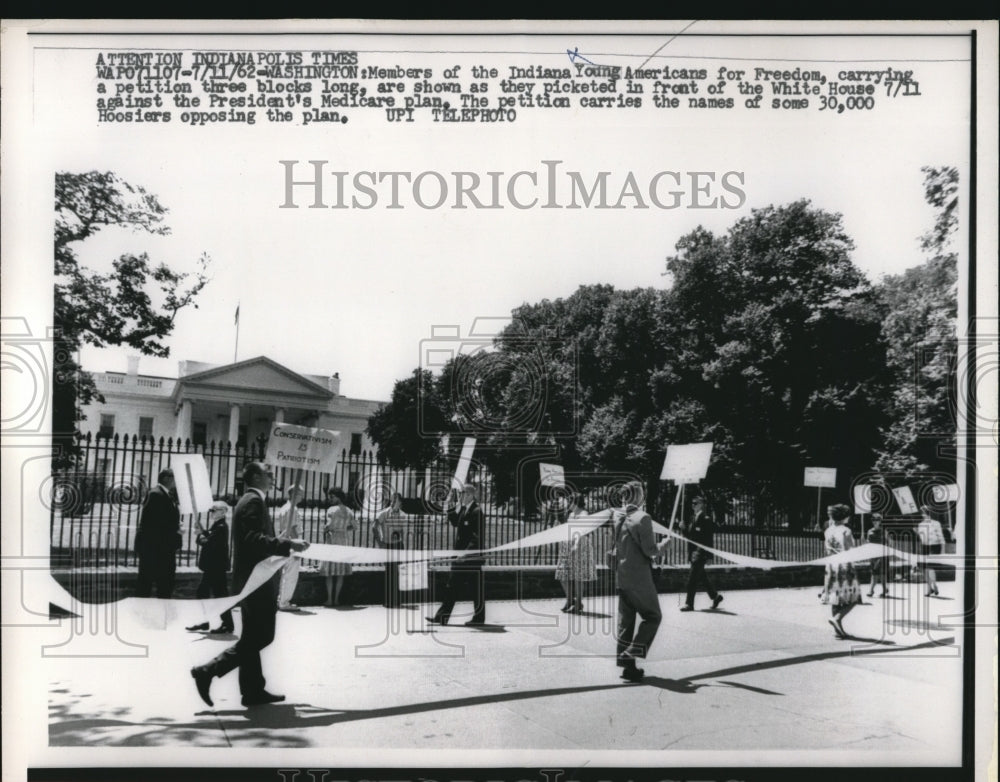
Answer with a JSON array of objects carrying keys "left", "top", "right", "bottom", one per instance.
[{"left": 27, "top": 29, "right": 971, "bottom": 402}]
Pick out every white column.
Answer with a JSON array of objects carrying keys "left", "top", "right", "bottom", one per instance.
[
  {"left": 226, "top": 403, "right": 241, "bottom": 494},
  {"left": 275, "top": 408, "right": 285, "bottom": 424},
  {"left": 174, "top": 399, "right": 192, "bottom": 443}
]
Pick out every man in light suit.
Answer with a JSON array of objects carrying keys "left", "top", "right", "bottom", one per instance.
[
  {"left": 191, "top": 462, "right": 309, "bottom": 708},
  {"left": 135, "top": 468, "right": 182, "bottom": 598},
  {"left": 427, "top": 482, "right": 487, "bottom": 626},
  {"left": 611, "top": 483, "right": 669, "bottom": 682}
]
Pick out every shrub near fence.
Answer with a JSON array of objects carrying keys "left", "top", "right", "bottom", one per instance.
[{"left": 51, "top": 432, "right": 838, "bottom": 570}]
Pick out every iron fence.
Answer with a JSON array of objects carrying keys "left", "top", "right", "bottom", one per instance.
[{"left": 52, "top": 432, "right": 858, "bottom": 570}]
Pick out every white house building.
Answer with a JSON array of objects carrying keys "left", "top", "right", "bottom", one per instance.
[{"left": 78, "top": 354, "right": 386, "bottom": 493}]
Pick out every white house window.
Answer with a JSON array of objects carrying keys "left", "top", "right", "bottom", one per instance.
[
  {"left": 192, "top": 422, "right": 207, "bottom": 447},
  {"left": 138, "top": 416, "right": 154, "bottom": 438},
  {"left": 350, "top": 432, "right": 363, "bottom": 455},
  {"left": 98, "top": 414, "right": 115, "bottom": 440}
]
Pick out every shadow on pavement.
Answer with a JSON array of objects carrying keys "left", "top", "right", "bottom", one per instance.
[
  {"left": 841, "top": 634, "right": 898, "bottom": 646},
  {"left": 683, "top": 636, "right": 953, "bottom": 683},
  {"left": 191, "top": 633, "right": 237, "bottom": 642},
  {"left": 47, "top": 635, "right": 956, "bottom": 746},
  {"left": 52, "top": 682, "right": 639, "bottom": 746},
  {"left": 716, "top": 680, "right": 783, "bottom": 695},
  {"left": 638, "top": 677, "right": 703, "bottom": 694}
]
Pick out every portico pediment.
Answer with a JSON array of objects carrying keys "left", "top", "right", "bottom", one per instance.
[{"left": 174, "top": 356, "right": 333, "bottom": 406}]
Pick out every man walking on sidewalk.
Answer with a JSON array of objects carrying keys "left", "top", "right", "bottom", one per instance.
[
  {"left": 611, "top": 483, "right": 671, "bottom": 683},
  {"left": 679, "top": 495, "right": 723, "bottom": 612},
  {"left": 191, "top": 462, "right": 309, "bottom": 708},
  {"left": 427, "top": 483, "right": 487, "bottom": 627}
]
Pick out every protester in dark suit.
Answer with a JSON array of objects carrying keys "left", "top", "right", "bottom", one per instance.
[
  {"left": 135, "top": 469, "right": 181, "bottom": 598},
  {"left": 680, "top": 496, "right": 723, "bottom": 611},
  {"left": 427, "top": 483, "right": 487, "bottom": 626},
  {"left": 191, "top": 462, "right": 309, "bottom": 708},
  {"left": 186, "top": 501, "right": 234, "bottom": 634},
  {"left": 611, "top": 482, "right": 669, "bottom": 682}
]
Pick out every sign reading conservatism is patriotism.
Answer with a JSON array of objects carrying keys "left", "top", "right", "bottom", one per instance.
[{"left": 264, "top": 424, "right": 342, "bottom": 474}]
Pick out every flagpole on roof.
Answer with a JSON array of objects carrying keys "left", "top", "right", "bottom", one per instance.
[{"left": 234, "top": 301, "right": 240, "bottom": 363}]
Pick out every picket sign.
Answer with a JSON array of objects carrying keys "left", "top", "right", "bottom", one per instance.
[
  {"left": 804, "top": 467, "right": 837, "bottom": 528},
  {"left": 171, "top": 454, "right": 214, "bottom": 516}
]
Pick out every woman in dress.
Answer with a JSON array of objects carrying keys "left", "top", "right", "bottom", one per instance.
[
  {"left": 322, "top": 488, "right": 356, "bottom": 606},
  {"left": 916, "top": 505, "right": 945, "bottom": 596},
  {"left": 554, "top": 493, "right": 597, "bottom": 614},
  {"left": 822, "top": 503, "right": 862, "bottom": 638}
]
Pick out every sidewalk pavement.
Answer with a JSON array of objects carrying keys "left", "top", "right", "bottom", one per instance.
[{"left": 47, "top": 581, "right": 963, "bottom": 759}]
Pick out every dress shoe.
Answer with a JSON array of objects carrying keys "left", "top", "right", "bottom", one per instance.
[
  {"left": 426, "top": 616, "right": 446, "bottom": 625},
  {"left": 620, "top": 666, "right": 645, "bottom": 682},
  {"left": 712, "top": 595, "right": 724, "bottom": 609},
  {"left": 208, "top": 625, "right": 234, "bottom": 634},
  {"left": 559, "top": 602, "right": 572, "bottom": 613},
  {"left": 241, "top": 690, "right": 285, "bottom": 706},
  {"left": 680, "top": 605, "right": 694, "bottom": 612},
  {"left": 191, "top": 667, "right": 214, "bottom": 707},
  {"left": 616, "top": 650, "right": 638, "bottom": 667},
  {"left": 464, "top": 619, "right": 486, "bottom": 627},
  {"left": 186, "top": 622, "right": 209, "bottom": 632}
]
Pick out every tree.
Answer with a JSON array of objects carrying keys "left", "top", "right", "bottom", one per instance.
[
  {"left": 658, "top": 200, "right": 889, "bottom": 508},
  {"left": 366, "top": 369, "right": 448, "bottom": 469},
  {"left": 53, "top": 171, "right": 211, "bottom": 465},
  {"left": 874, "top": 167, "right": 958, "bottom": 475}
]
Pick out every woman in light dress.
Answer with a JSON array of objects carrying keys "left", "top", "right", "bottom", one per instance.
[
  {"left": 822, "top": 503, "right": 862, "bottom": 638},
  {"left": 554, "top": 493, "right": 596, "bottom": 614},
  {"left": 322, "top": 488, "right": 356, "bottom": 606}
]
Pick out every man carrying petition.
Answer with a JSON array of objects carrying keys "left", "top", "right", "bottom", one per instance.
[
  {"left": 191, "top": 462, "right": 309, "bottom": 708},
  {"left": 610, "top": 482, "right": 671, "bottom": 682}
]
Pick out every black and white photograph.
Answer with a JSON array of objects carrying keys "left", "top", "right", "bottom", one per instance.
[{"left": 0, "top": 19, "right": 996, "bottom": 782}]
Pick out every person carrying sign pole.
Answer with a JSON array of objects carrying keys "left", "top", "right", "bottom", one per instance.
[
  {"left": 186, "top": 501, "right": 235, "bottom": 634},
  {"left": 427, "top": 482, "right": 487, "bottom": 627},
  {"left": 679, "top": 495, "right": 723, "bottom": 612}
]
